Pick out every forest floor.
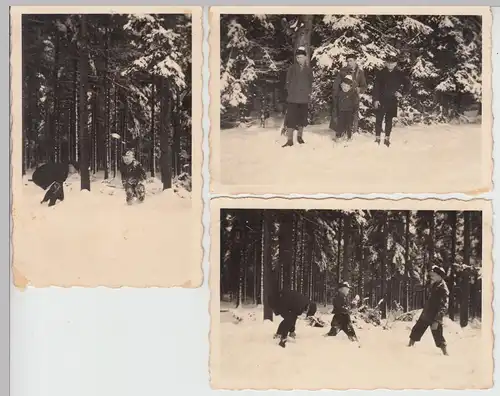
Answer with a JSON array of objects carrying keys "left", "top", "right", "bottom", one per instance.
[
  {"left": 215, "top": 303, "right": 491, "bottom": 390},
  {"left": 220, "top": 119, "right": 486, "bottom": 194},
  {"left": 13, "top": 171, "right": 194, "bottom": 287}
]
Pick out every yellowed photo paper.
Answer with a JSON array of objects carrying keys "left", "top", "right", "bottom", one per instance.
[
  {"left": 210, "top": 6, "right": 492, "bottom": 195},
  {"left": 10, "top": 6, "right": 203, "bottom": 287},
  {"left": 209, "top": 198, "right": 493, "bottom": 390}
]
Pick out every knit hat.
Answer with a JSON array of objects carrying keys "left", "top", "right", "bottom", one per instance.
[
  {"left": 295, "top": 46, "right": 307, "bottom": 56},
  {"left": 123, "top": 150, "right": 135, "bottom": 159},
  {"left": 430, "top": 265, "right": 446, "bottom": 279},
  {"left": 341, "top": 74, "right": 354, "bottom": 85},
  {"left": 385, "top": 54, "right": 398, "bottom": 63},
  {"left": 339, "top": 281, "right": 351, "bottom": 289}
]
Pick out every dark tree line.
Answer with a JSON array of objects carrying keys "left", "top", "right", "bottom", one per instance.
[
  {"left": 22, "top": 13, "right": 192, "bottom": 191},
  {"left": 220, "top": 209, "right": 483, "bottom": 327}
]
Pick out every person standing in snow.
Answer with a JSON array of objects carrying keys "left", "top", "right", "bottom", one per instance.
[
  {"left": 282, "top": 46, "right": 314, "bottom": 147},
  {"left": 120, "top": 150, "right": 147, "bottom": 205},
  {"left": 372, "top": 54, "right": 411, "bottom": 147},
  {"left": 326, "top": 282, "right": 359, "bottom": 342},
  {"left": 330, "top": 53, "right": 367, "bottom": 135},
  {"left": 269, "top": 288, "right": 317, "bottom": 348},
  {"left": 31, "top": 162, "right": 79, "bottom": 207},
  {"left": 330, "top": 75, "right": 359, "bottom": 142},
  {"left": 408, "top": 265, "right": 450, "bottom": 356}
]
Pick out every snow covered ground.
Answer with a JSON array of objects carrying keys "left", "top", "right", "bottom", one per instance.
[
  {"left": 213, "top": 304, "right": 492, "bottom": 390},
  {"left": 220, "top": 121, "right": 487, "bottom": 194},
  {"left": 12, "top": 171, "right": 197, "bottom": 287}
]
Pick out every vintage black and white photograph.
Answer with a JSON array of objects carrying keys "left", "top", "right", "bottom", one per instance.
[
  {"left": 210, "top": 7, "right": 491, "bottom": 194},
  {"left": 209, "top": 199, "right": 493, "bottom": 390},
  {"left": 11, "top": 7, "right": 203, "bottom": 287}
]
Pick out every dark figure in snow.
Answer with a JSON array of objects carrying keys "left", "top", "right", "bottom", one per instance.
[
  {"left": 326, "top": 282, "right": 359, "bottom": 342},
  {"left": 269, "top": 289, "right": 317, "bottom": 348},
  {"left": 282, "top": 46, "right": 313, "bottom": 147},
  {"left": 372, "top": 54, "right": 411, "bottom": 147},
  {"left": 330, "top": 75, "right": 359, "bottom": 142},
  {"left": 408, "top": 265, "right": 450, "bottom": 356},
  {"left": 31, "top": 162, "right": 79, "bottom": 207},
  {"left": 330, "top": 53, "right": 367, "bottom": 135},
  {"left": 120, "top": 150, "right": 147, "bottom": 205}
]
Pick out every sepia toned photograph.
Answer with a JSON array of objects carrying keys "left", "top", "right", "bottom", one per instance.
[
  {"left": 209, "top": 6, "right": 492, "bottom": 194},
  {"left": 209, "top": 198, "right": 493, "bottom": 390},
  {"left": 11, "top": 7, "right": 203, "bottom": 287}
]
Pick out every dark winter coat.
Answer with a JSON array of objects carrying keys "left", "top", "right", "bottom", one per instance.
[
  {"left": 332, "top": 65, "right": 367, "bottom": 98},
  {"left": 120, "top": 160, "right": 147, "bottom": 185},
  {"left": 31, "top": 163, "right": 70, "bottom": 190},
  {"left": 419, "top": 279, "right": 450, "bottom": 324},
  {"left": 329, "top": 88, "right": 359, "bottom": 131},
  {"left": 372, "top": 67, "right": 411, "bottom": 117},
  {"left": 285, "top": 63, "right": 314, "bottom": 104},
  {"left": 332, "top": 293, "right": 351, "bottom": 315},
  {"left": 269, "top": 289, "right": 314, "bottom": 317}
]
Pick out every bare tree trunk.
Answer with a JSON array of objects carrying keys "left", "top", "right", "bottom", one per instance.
[
  {"left": 381, "top": 212, "right": 389, "bottom": 319},
  {"left": 159, "top": 77, "right": 172, "bottom": 190},
  {"left": 460, "top": 211, "right": 471, "bottom": 327},
  {"left": 449, "top": 211, "right": 457, "bottom": 320},
  {"left": 263, "top": 211, "right": 274, "bottom": 321},
  {"left": 404, "top": 211, "right": 411, "bottom": 312},
  {"left": 342, "top": 212, "right": 351, "bottom": 282},
  {"left": 79, "top": 15, "right": 90, "bottom": 191},
  {"left": 150, "top": 76, "right": 156, "bottom": 177}
]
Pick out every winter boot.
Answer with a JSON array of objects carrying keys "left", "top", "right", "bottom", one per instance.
[
  {"left": 297, "top": 137, "right": 305, "bottom": 144},
  {"left": 289, "top": 331, "right": 296, "bottom": 339},
  {"left": 282, "top": 141, "right": 293, "bottom": 148},
  {"left": 384, "top": 137, "right": 391, "bottom": 147},
  {"left": 279, "top": 337, "right": 287, "bottom": 348},
  {"left": 375, "top": 136, "right": 381, "bottom": 145},
  {"left": 440, "top": 346, "right": 449, "bottom": 356},
  {"left": 408, "top": 339, "right": 415, "bottom": 347}
]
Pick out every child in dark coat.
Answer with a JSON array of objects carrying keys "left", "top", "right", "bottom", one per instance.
[
  {"left": 31, "top": 162, "right": 78, "bottom": 207},
  {"left": 120, "top": 150, "right": 147, "bottom": 205},
  {"left": 331, "top": 75, "right": 359, "bottom": 142},
  {"left": 326, "top": 282, "right": 359, "bottom": 342},
  {"left": 269, "top": 289, "right": 317, "bottom": 348},
  {"left": 408, "top": 265, "right": 450, "bottom": 355}
]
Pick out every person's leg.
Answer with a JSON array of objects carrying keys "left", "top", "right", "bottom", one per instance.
[
  {"left": 346, "top": 111, "right": 355, "bottom": 140},
  {"left": 136, "top": 183, "right": 146, "bottom": 203},
  {"left": 384, "top": 115, "right": 394, "bottom": 147},
  {"left": 352, "top": 107, "right": 359, "bottom": 135},
  {"left": 409, "top": 319, "right": 429, "bottom": 346},
  {"left": 41, "top": 186, "right": 53, "bottom": 204},
  {"left": 341, "top": 315, "right": 358, "bottom": 341},
  {"left": 124, "top": 182, "right": 135, "bottom": 205},
  {"left": 375, "top": 110, "right": 384, "bottom": 141},
  {"left": 336, "top": 112, "right": 347, "bottom": 139},
  {"left": 327, "top": 315, "right": 342, "bottom": 336},
  {"left": 296, "top": 103, "right": 308, "bottom": 144},
  {"left": 282, "top": 103, "right": 296, "bottom": 147},
  {"left": 431, "top": 323, "right": 448, "bottom": 355},
  {"left": 277, "top": 311, "right": 297, "bottom": 347},
  {"left": 48, "top": 182, "right": 62, "bottom": 207}
]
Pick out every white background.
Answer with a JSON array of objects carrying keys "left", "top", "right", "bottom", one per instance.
[{"left": 8, "top": 4, "right": 499, "bottom": 395}]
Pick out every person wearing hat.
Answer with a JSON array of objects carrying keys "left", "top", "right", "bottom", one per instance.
[
  {"left": 408, "top": 265, "right": 450, "bottom": 355},
  {"left": 372, "top": 54, "right": 411, "bottom": 147},
  {"left": 326, "top": 281, "right": 359, "bottom": 342},
  {"left": 330, "top": 53, "right": 367, "bottom": 135},
  {"left": 268, "top": 288, "right": 317, "bottom": 348},
  {"left": 31, "top": 161, "right": 79, "bottom": 207},
  {"left": 330, "top": 74, "right": 360, "bottom": 142},
  {"left": 282, "top": 46, "right": 314, "bottom": 147},
  {"left": 120, "top": 150, "right": 147, "bottom": 205}
]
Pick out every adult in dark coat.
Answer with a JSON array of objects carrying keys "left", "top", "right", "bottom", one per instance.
[
  {"left": 408, "top": 265, "right": 450, "bottom": 355},
  {"left": 269, "top": 289, "right": 317, "bottom": 348},
  {"left": 31, "top": 162, "right": 78, "bottom": 207},
  {"left": 330, "top": 53, "right": 367, "bottom": 134},
  {"left": 326, "top": 282, "right": 359, "bottom": 342},
  {"left": 372, "top": 55, "right": 411, "bottom": 147},
  {"left": 282, "top": 46, "right": 314, "bottom": 147}
]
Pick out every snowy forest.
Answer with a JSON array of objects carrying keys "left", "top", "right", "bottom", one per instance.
[
  {"left": 220, "top": 14, "right": 482, "bottom": 130},
  {"left": 220, "top": 209, "right": 483, "bottom": 327},
  {"left": 21, "top": 13, "right": 192, "bottom": 191}
]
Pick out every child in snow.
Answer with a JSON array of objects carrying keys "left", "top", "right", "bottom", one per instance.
[
  {"left": 282, "top": 46, "right": 314, "bottom": 147},
  {"left": 120, "top": 150, "right": 147, "bottom": 205},
  {"left": 269, "top": 289, "right": 317, "bottom": 348},
  {"left": 408, "top": 265, "right": 449, "bottom": 356},
  {"left": 326, "top": 282, "right": 359, "bottom": 342},
  {"left": 372, "top": 54, "right": 411, "bottom": 147},
  {"left": 330, "top": 74, "right": 359, "bottom": 142},
  {"left": 31, "top": 162, "right": 79, "bottom": 207}
]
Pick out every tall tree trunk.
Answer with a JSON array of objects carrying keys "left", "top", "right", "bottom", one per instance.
[
  {"left": 380, "top": 212, "right": 389, "bottom": 319},
  {"left": 337, "top": 217, "right": 342, "bottom": 284},
  {"left": 460, "top": 211, "right": 471, "bottom": 327},
  {"left": 404, "top": 211, "right": 411, "bottom": 312},
  {"left": 448, "top": 211, "right": 457, "bottom": 320},
  {"left": 159, "top": 77, "right": 172, "bottom": 189},
  {"left": 342, "top": 212, "right": 351, "bottom": 282},
  {"left": 263, "top": 211, "right": 274, "bottom": 321},
  {"left": 51, "top": 28, "right": 61, "bottom": 163},
  {"left": 150, "top": 76, "right": 156, "bottom": 177},
  {"left": 79, "top": 15, "right": 90, "bottom": 191},
  {"left": 279, "top": 211, "right": 293, "bottom": 291},
  {"left": 293, "top": 16, "right": 314, "bottom": 65}
]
